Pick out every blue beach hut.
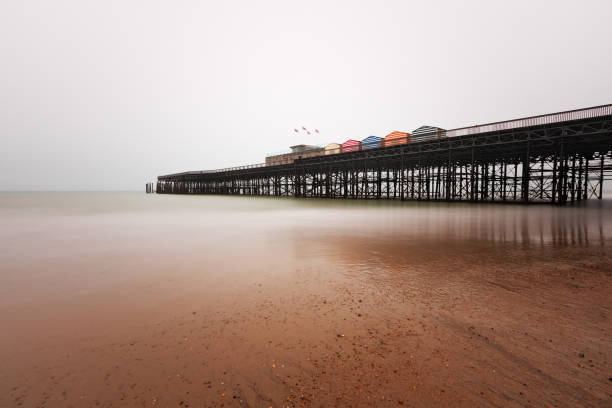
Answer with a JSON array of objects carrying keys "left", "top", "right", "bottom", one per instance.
[{"left": 362, "top": 135, "right": 383, "bottom": 149}]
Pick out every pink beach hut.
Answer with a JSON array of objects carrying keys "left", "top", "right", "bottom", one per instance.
[{"left": 342, "top": 139, "right": 362, "bottom": 153}]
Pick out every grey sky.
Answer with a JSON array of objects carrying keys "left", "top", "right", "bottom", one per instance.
[{"left": 1, "top": 0, "right": 611, "bottom": 191}]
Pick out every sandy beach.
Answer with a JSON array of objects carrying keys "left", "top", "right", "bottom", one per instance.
[{"left": 1, "top": 193, "right": 610, "bottom": 407}]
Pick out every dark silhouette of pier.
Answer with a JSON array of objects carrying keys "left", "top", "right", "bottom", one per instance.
[{"left": 155, "top": 105, "right": 612, "bottom": 204}]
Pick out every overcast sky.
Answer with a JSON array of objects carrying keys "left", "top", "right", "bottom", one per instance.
[{"left": 1, "top": 0, "right": 611, "bottom": 191}]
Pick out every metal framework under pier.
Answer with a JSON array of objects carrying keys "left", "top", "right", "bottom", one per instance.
[{"left": 157, "top": 114, "right": 612, "bottom": 204}]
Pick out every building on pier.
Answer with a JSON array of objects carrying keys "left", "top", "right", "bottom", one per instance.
[
  {"left": 265, "top": 144, "right": 324, "bottom": 166},
  {"left": 384, "top": 131, "right": 411, "bottom": 146},
  {"left": 412, "top": 126, "right": 446, "bottom": 142},
  {"left": 362, "top": 135, "right": 384, "bottom": 149},
  {"left": 325, "top": 143, "right": 342, "bottom": 155}
]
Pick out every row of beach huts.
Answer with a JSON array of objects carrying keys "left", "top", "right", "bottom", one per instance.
[{"left": 265, "top": 126, "right": 444, "bottom": 166}]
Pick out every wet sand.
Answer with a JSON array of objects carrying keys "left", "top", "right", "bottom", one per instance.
[{"left": 1, "top": 193, "right": 611, "bottom": 407}]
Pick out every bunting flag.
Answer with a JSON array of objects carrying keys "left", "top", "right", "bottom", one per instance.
[
  {"left": 294, "top": 129, "right": 298, "bottom": 132},
  {"left": 302, "top": 126, "right": 307, "bottom": 130},
  {"left": 315, "top": 129, "right": 319, "bottom": 133}
]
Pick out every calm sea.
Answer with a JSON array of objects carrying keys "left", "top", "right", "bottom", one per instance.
[{"left": 1, "top": 191, "right": 610, "bottom": 308}]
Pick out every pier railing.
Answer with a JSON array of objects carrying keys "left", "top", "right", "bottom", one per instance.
[
  {"left": 159, "top": 163, "right": 266, "bottom": 179},
  {"left": 215, "top": 163, "right": 266, "bottom": 172},
  {"left": 445, "top": 104, "right": 612, "bottom": 137}
]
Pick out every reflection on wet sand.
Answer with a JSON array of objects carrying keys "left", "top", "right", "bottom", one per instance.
[
  {"left": 0, "top": 193, "right": 610, "bottom": 407},
  {"left": 286, "top": 206, "right": 611, "bottom": 407},
  {"left": 295, "top": 201, "right": 610, "bottom": 248}
]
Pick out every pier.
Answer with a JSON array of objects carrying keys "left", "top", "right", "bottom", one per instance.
[{"left": 155, "top": 105, "right": 612, "bottom": 204}]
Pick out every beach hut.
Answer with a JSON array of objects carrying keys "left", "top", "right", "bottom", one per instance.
[
  {"left": 342, "top": 139, "right": 362, "bottom": 153},
  {"left": 325, "top": 143, "right": 342, "bottom": 155},
  {"left": 362, "top": 135, "right": 383, "bottom": 149},
  {"left": 384, "top": 131, "right": 411, "bottom": 147},
  {"left": 412, "top": 126, "right": 446, "bottom": 141}
]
